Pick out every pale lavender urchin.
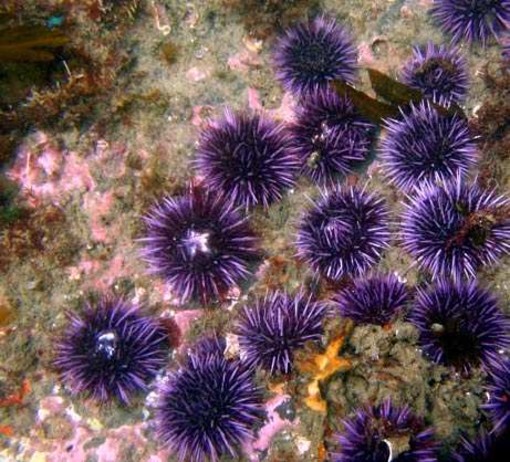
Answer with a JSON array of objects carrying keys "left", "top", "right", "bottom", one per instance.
[
  {"left": 296, "top": 186, "right": 391, "bottom": 281},
  {"left": 194, "top": 109, "right": 299, "bottom": 209},
  {"left": 430, "top": 0, "right": 510, "bottom": 46},
  {"left": 332, "top": 399, "right": 438, "bottom": 462},
  {"left": 235, "top": 291, "right": 328, "bottom": 375},
  {"left": 408, "top": 279, "right": 510, "bottom": 373},
  {"left": 272, "top": 15, "right": 358, "bottom": 96},
  {"left": 54, "top": 297, "right": 168, "bottom": 404},
  {"left": 400, "top": 179, "right": 510, "bottom": 280},
  {"left": 141, "top": 186, "right": 259, "bottom": 303},
  {"left": 289, "top": 88, "right": 376, "bottom": 185},
  {"left": 379, "top": 101, "right": 477, "bottom": 192},
  {"left": 156, "top": 340, "right": 263, "bottom": 461},
  {"left": 334, "top": 274, "right": 409, "bottom": 326},
  {"left": 400, "top": 41, "right": 469, "bottom": 105}
]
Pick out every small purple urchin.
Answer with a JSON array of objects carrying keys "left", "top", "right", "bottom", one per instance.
[
  {"left": 430, "top": 0, "right": 510, "bottom": 46},
  {"left": 334, "top": 273, "right": 410, "bottom": 326},
  {"left": 54, "top": 297, "right": 168, "bottom": 404},
  {"left": 296, "top": 186, "right": 391, "bottom": 281},
  {"left": 332, "top": 399, "right": 438, "bottom": 462},
  {"left": 452, "top": 428, "right": 510, "bottom": 461},
  {"left": 235, "top": 291, "right": 328, "bottom": 375},
  {"left": 400, "top": 41, "right": 469, "bottom": 105},
  {"left": 272, "top": 15, "right": 358, "bottom": 96},
  {"left": 141, "top": 186, "right": 259, "bottom": 304},
  {"left": 400, "top": 179, "right": 510, "bottom": 280},
  {"left": 289, "top": 88, "right": 376, "bottom": 185},
  {"left": 379, "top": 101, "right": 477, "bottom": 192},
  {"left": 408, "top": 279, "right": 510, "bottom": 374},
  {"left": 483, "top": 358, "right": 510, "bottom": 433},
  {"left": 156, "top": 338, "right": 263, "bottom": 461},
  {"left": 194, "top": 109, "right": 299, "bottom": 209}
]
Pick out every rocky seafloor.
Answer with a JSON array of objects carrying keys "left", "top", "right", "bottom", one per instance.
[{"left": 0, "top": 1, "right": 509, "bottom": 461}]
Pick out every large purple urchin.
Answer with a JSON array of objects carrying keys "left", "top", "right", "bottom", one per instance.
[
  {"left": 400, "top": 41, "right": 469, "bottom": 106},
  {"left": 379, "top": 101, "right": 477, "bottom": 192},
  {"left": 54, "top": 297, "right": 168, "bottom": 404},
  {"left": 334, "top": 273, "right": 409, "bottom": 326},
  {"left": 400, "top": 179, "right": 510, "bottom": 280},
  {"left": 289, "top": 88, "right": 376, "bottom": 185},
  {"left": 272, "top": 15, "right": 358, "bottom": 96},
  {"left": 194, "top": 109, "right": 299, "bottom": 209},
  {"left": 141, "top": 186, "right": 259, "bottom": 304},
  {"left": 408, "top": 279, "right": 510, "bottom": 374},
  {"left": 332, "top": 399, "right": 438, "bottom": 462},
  {"left": 430, "top": 0, "right": 510, "bottom": 46},
  {"left": 483, "top": 358, "right": 510, "bottom": 433},
  {"left": 155, "top": 339, "right": 263, "bottom": 461},
  {"left": 296, "top": 186, "right": 391, "bottom": 281},
  {"left": 235, "top": 291, "right": 328, "bottom": 375}
]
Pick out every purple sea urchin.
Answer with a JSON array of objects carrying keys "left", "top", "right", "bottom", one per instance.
[
  {"left": 289, "top": 89, "right": 376, "bottom": 185},
  {"left": 194, "top": 109, "right": 299, "bottom": 209},
  {"left": 408, "top": 279, "right": 510, "bottom": 373},
  {"left": 400, "top": 42, "right": 469, "bottom": 105},
  {"left": 400, "top": 179, "right": 510, "bottom": 280},
  {"left": 379, "top": 101, "right": 477, "bottom": 192},
  {"left": 235, "top": 291, "right": 328, "bottom": 375},
  {"left": 430, "top": 0, "right": 510, "bottom": 45},
  {"left": 272, "top": 15, "right": 358, "bottom": 96},
  {"left": 156, "top": 339, "right": 263, "bottom": 461},
  {"left": 334, "top": 273, "right": 409, "bottom": 326},
  {"left": 54, "top": 297, "right": 168, "bottom": 404},
  {"left": 484, "top": 358, "right": 510, "bottom": 433},
  {"left": 332, "top": 399, "right": 438, "bottom": 462},
  {"left": 452, "top": 428, "right": 510, "bottom": 461},
  {"left": 296, "top": 186, "right": 391, "bottom": 281},
  {"left": 141, "top": 186, "right": 259, "bottom": 303}
]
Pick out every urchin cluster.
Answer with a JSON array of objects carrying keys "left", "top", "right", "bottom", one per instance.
[
  {"left": 272, "top": 15, "right": 358, "bottom": 96},
  {"left": 408, "top": 279, "right": 510, "bottom": 373},
  {"left": 400, "top": 41, "right": 469, "bottom": 105},
  {"left": 54, "top": 297, "right": 168, "bottom": 404},
  {"left": 332, "top": 399, "right": 438, "bottom": 462},
  {"left": 296, "top": 186, "right": 391, "bottom": 281},
  {"left": 379, "top": 101, "right": 477, "bottom": 192},
  {"left": 141, "top": 186, "right": 259, "bottom": 304},
  {"left": 334, "top": 273, "right": 409, "bottom": 326},
  {"left": 235, "top": 291, "right": 328, "bottom": 375},
  {"left": 155, "top": 338, "right": 263, "bottom": 461},
  {"left": 483, "top": 358, "right": 510, "bottom": 433},
  {"left": 430, "top": 0, "right": 510, "bottom": 45},
  {"left": 194, "top": 109, "right": 299, "bottom": 209},
  {"left": 400, "top": 179, "right": 510, "bottom": 280},
  {"left": 289, "top": 89, "right": 376, "bottom": 185}
]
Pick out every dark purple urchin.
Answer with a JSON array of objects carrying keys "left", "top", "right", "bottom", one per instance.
[
  {"left": 289, "top": 88, "right": 376, "bottom": 185},
  {"left": 332, "top": 399, "right": 438, "bottom": 462},
  {"left": 400, "top": 41, "right": 469, "bottom": 105},
  {"left": 141, "top": 186, "right": 259, "bottom": 303},
  {"left": 451, "top": 428, "right": 510, "bottom": 461},
  {"left": 379, "top": 101, "right": 477, "bottom": 192},
  {"left": 483, "top": 358, "right": 510, "bottom": 433},
  {"left": 296, "top": 186, "right": 391, "bottom": 281},
  {"left": 272, "top": 15, "right": 358, "bottom": 96},
  {"left": 235, "top": 291, "right": 328, "bottom": 375},
  {"left": 155, "top": 339, "right": 263, "bottom": 461},
  {"left": 400, "top": 179, "right": 510, "bottom": 280},
  {"left": 430, "top": 0, "right": 510, "bottom": 46},
  {"left": 408, "top": 279, "right": 510, "bottom": 374},
  {"left": 194, "top": 109, "right": 299, "bottom": 209},
  {"left": 54, "top": 297, "right": 168, "bottom": 404},
  {"left": 334, "top": 273, "right": 409, "bottom": 326}
]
